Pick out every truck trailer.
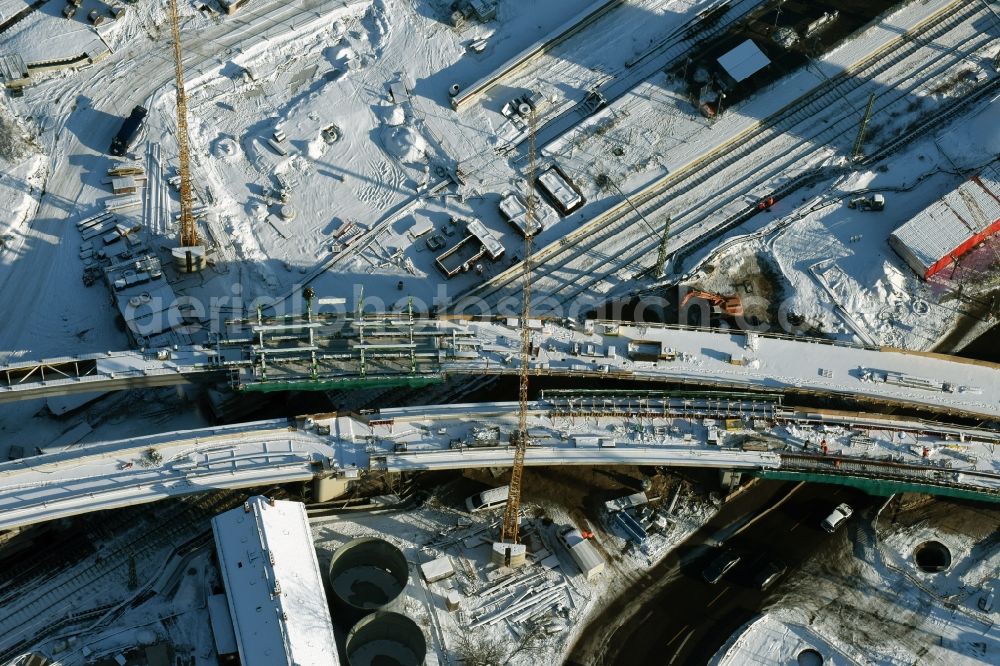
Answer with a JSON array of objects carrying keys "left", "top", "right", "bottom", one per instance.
[{"left": 109, "top": 105, "right": 148, "bottom": 157}]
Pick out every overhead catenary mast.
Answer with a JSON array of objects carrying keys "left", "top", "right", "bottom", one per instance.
[{"left": 168, "top": 0, "right": 205, "bottom": 272}]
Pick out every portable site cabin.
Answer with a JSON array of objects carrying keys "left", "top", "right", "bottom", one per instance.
[
  {"left": 716, "top": 39, "right": 771, "bottom": 87},
  {"left": 560, "top": 527, "right": 605, "bottom": 580}
]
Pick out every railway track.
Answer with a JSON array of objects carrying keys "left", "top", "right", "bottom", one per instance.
[
  {"left": 0, "top": 491, "right": 244, "bottom": 661},
  {"left": 779, "top": 451, "right": 1000, "bottom": 499},
  {"left": 457, "top": 0, "right": 996, "bottom": 314},
  {"left": 475, "top": 0, "right": 764, "bottom": 162}
]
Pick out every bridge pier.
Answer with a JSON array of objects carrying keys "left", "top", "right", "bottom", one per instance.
[{"left": 313, "top": 475, "right": 351, "bottom": 502}]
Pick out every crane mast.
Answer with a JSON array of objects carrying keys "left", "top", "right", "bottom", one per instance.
[
  {"left": 168, "top": 0, "right": 204, "bottom": 270},
  {"left": 499, "top": 109, "right": 536, "bottom": 549}
]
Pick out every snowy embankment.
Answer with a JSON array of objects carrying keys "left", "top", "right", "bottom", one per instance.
[
  {"left": 0, "top": 99, "right": 46, "bottom": 262},
  {"left": 713, "top": 499, "right": 1000, "bottom": 665}
]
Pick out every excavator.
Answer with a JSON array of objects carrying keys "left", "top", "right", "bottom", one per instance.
[{"left": 680, "top": 288, "right": 744, "bottom": 316}]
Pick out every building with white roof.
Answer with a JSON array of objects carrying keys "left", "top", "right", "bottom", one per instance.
[
  {"left": 559, "top": 526, "right": 605, "bottom": 581},
  {"left": 537, "top": 166, "right": 584, "bottom": 215},
  {"left": 716, "top": 39, "right": 771, "bottom": 84},
  {"left": 499, "top": 191, "right": 542, "bottom": 237},
  {"left": 889, "top": 163, "right": 1000, "bottom": 279},
  {"left": 212, "top": 496, "right": 340, "bottom": 666}
]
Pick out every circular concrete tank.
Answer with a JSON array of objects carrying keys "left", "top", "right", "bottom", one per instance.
[
  {"left": 329, "top": 538, "right": 408, "bottom": 622},
  {"left": 346, "top": 611, "right": 426, "bottom": 666}
]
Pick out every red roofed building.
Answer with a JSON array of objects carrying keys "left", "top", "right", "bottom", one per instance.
[{"left": 889, "top": 163, "right": 1000, "bottom": 279}]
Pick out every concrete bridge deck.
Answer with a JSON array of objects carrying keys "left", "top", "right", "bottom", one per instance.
[
  {"left": 0, "top": 319, "right": 997, "bottom": 420},
  {"left": 1, "top": 396, "right": 998, "bottom": 532}
]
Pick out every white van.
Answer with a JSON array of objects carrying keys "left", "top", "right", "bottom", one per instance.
[{"left": 466, "top": 485, "right": 510, "bottom": 513}]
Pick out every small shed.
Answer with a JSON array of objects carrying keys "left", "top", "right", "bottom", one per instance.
[
  {"left": 560, "top": 527, "right": 605, "bottom": 581},
  {"left": 389, "top": 81, "right": 409, "bottom": 104}
]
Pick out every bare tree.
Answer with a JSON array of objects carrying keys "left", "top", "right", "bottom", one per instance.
[{"left": 455, "top": 632, "right": 507, "bottom": 666}]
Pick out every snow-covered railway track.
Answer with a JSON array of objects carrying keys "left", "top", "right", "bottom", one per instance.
[
  {"left": 500, "top": 0, "right": 765, "bottom": 157},
  {"left": 779, "top": 452, "right": 1000, "bottom": 499},
  {"left": 0, "top": 492, "right": 239, "bottom": 659},
  {"left": 460, "top": 0, "right": 996, "bottom": 313}
]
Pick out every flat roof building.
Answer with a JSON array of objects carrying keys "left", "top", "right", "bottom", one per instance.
[
  {"left": 889, "top": 163, "right": 1000, "bottom": 279},
  {"left": 212, "top": 496, "right": 339, "bottom": 666},
  {"left": 717, "top": 40, "right": 770, "bottom": 83}
]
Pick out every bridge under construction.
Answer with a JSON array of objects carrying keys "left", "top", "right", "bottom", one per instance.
[
  {"left": 0, "top": 393, "right": 998, "bottom": 533},
  {"left": 0, "top": 315, "right": 998, "bottom": 420}
]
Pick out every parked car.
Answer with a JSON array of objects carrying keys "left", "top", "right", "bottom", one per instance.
[
  {"left": 702, "top": 548, "right": 741, "bottom": 584},
  {"left": 753, "top": 560, "right": 787, "bottom": 591},
  {"left": 465, "top": 485, "right": 509, "bottom": 513},
  {"left": 821, "top": 503, "right": 853, "bottom": 533}
]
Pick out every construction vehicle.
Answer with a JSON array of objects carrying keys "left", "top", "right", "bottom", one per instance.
[
  {"left": 109, "top": 106, "right": 147, "bottom": 157},
  {"left": 680, "top": 289, "right": 744, "bottom": 316},
  {"left": 756, "top": 194, "right": 777, "bottom": 211},
  {"left": 848, "top": 193, "right": 885, "bottom": 211}
]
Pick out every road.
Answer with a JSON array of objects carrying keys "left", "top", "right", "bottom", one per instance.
[{"left": 568, "top": 481, "right": 878, "bottom": 665}]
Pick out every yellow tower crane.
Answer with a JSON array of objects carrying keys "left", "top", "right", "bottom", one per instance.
[
  {"left": 493, "top": 109, "right": 537, "bottom": 569},
  {"left": 168, "top": 0, "right": 206, "bottom": 273}
]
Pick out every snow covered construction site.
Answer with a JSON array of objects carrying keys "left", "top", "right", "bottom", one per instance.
[{"left": 0, "top": 0, "right": 999, "bottom": 665}]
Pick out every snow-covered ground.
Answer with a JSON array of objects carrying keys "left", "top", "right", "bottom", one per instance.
[
  {"left": 685, "top": 93, "right": 1000, "bottom": 350},
  {"left": 308, "top": 473, "right": 716, "bottom": 666},
  {"left": 0, "top": 0, "right": 994, "bottom": 371},
  {"left": 0, "top": 98, "right": 46, "bottom": 252},
  {"left": 0, "top": 0, "right": 996, "bottom": 659},
  {"left": 713, "top": 498, "right": 1000, "bottom": 665}
]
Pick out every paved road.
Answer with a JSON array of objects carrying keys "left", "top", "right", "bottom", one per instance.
[{"left": 568, "top": 481, "right": 879, "bottom": 665}]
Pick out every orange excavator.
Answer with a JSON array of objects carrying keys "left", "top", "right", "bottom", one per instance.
[{"left": 680, "top": 289, "right": 744, "bottom": 316}]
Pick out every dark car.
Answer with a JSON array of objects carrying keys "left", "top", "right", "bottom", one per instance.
[
  {"left": 753, "top": 560, "right": 787, "bottom": 591},
  {"left": 702, "top": 548, "right": 741, "bottom": 584}
]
